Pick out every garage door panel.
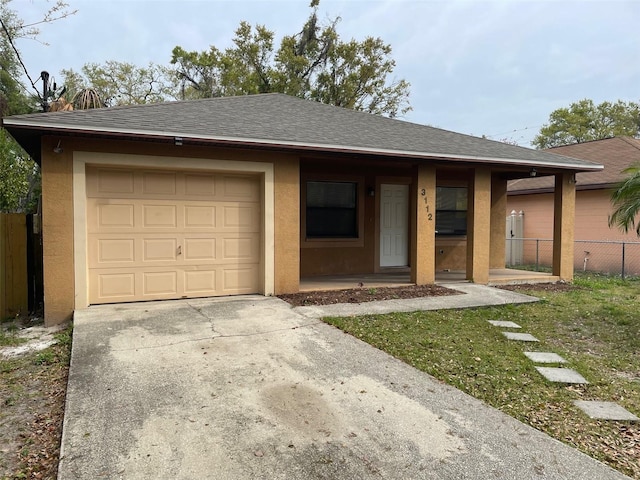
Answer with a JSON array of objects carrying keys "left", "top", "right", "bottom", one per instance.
[
  {"left": 97, "top": 238, "right": 135, "bottom": 263},
  {"left": 184, "top": 205, "right": 216, "bottom": 228},
  {"left": 142, "top": 171, "right": 177, "bottom": 195},
  {"left": 95, "top": 273, "right": 136, "bottom": 299},
  {"left": 143, "top": 204, "right": 177, "bottom": 228},
  {"left": 223, "top": 175, "right": 260, "bottom": 200},
  {"left": 183, "top": 238, "right": 216, "bottom": 261},
  {"left": 184, "top": 270, "right": 216, "bottom": 294},
  {"left": 97, "top": 203, "right": 135, "bottom": 228},
  {"left": 143, "top": 238, "right": 178, "bottom": 262},
  {"left": 143, "top": 271, "right": 178, "bottom": 296},
  {"left": 185, "top": 174, "right": 216, "bottom": 197},
  {"left": 222, "top": 266, "right": 259, "bottom": 292},
  {"left": 222, "top": 235, "right": 260, "bottom": 260},
  {"left": 93, "top": 168, "right": 135, "bottom": 195},
  {"left": 87, "top": 166, "right": 261, "bottom": 304},
  {"left": 222, "top": 205, "right": 260, "bottom": 230}
]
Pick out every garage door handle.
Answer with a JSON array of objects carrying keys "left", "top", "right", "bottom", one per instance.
[{"left": 177, "top": 245, "right": 182, "bottom": 255}]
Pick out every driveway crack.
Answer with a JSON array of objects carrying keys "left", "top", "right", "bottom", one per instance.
[{"left": 187, "top": 302, "right": 221, "bottom": 338}]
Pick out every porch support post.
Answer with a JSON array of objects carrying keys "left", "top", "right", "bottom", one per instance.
[
  {"left": 411, "top": 164, "right": 436, "bottom": 284},
  {"left": 466, "top": 168, "right": 491, "bottom": 284},
  {"left": 552, "top": 172, "right": 575, "bottom": 281},
  {"left": 274, "top": 157, "right": 300, "bottom": 293},
  {"left": 490, "top": 175, "right": 507, "bottom": 268}
]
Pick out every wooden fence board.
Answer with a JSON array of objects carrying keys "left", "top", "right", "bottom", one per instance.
[{"left": 1, "top": 213, "right": 28, "bottom": 318}]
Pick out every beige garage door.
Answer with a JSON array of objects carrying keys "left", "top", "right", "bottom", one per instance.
[{"left": 86, "top": 166, "right": 261, "bottom": 304}]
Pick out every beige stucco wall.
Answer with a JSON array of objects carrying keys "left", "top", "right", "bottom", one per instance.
[
  {"left": 274, "top": 158, "right": 300, "bottom": 293},
  {"left": 490, "top": 177, "right": 507, "bottom": 269},
  {"left": 411, "top": 164, "right": 436, "bottom": 284},
  {"left": 435, "top": 238, "right": 467, "bottom": 270},
  {"left": 552, "top": 173, "right": 575, "bottom": 280},
  {"left": 41, "top": 137, "right": 75, "bottom": 326},
  {"left": 466, "top": 168, "right": 492, "bottom": 283}
]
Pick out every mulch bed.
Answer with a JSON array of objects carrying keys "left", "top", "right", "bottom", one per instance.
[
  {"left": 277, "top": 284, "right": 460, "bottom": 306},
  {"left": 278, "top": 281, "right": 580, "bottom": 307}
]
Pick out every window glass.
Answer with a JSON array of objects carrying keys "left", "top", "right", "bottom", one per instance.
[
  {"left": 436, "top": 187, "right": 467, "bottom": 235},
  {"left": 306, "top": 181, "right": 358, "bottom": 238}
]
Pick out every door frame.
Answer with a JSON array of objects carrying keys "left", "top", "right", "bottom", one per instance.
[{"left": 374, "top": 177, "right": 412, "bottom": 272}]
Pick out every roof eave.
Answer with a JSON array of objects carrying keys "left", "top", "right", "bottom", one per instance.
[{"left": 2, "top": 119, "right": 604, "bottom": 172}]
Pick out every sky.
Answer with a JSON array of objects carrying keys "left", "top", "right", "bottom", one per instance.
[{"left": 11, "top": 0, "right": 640, "bottom": 147}]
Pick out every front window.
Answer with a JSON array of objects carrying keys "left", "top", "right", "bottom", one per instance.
[
  {"left": 436, "top": 187, "right": 467, "bottom": 235},
  {"left": 306, "top": 181, "right": 358, "bottom": 238}
]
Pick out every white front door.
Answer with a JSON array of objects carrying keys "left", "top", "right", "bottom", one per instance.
[{"left": 380, "top": 184, "right": 409, "bottom": 267}]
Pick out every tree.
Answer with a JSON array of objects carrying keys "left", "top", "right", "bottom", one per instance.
[
  {"left": 170, "top": 1, "right": 410, "bottom": 117},
  {"left": 532, "top": 99, "right": 640, "bottom": 149},
  {"left": 61, "top": 61, "right": 173, "bottom": 107},
  {"left": 0, "top": 0, "right": 75, "bottom": 212},
  {"left": 0, "top": 129, "right": 39, "bottom": 212},
  {"left": 609, "top": 164, "right": 640, "bottom": 236}
]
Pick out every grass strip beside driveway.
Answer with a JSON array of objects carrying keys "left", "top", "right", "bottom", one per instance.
[{"left": 324, "top": 275, "right": 640, "bottom": 479}]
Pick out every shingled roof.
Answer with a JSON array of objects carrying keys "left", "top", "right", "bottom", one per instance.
[
  {"left": 508, "top": 137, "right": 640, "bottom": 194},
  {"left": 3, "top": 93, "right": 602, "bottom": 172}
]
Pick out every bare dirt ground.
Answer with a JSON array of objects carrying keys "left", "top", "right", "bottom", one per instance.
[{"left": 0, "top": 317, "right": 70, "bottom": 480}]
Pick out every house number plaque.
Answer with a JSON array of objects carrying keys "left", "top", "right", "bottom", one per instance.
[{"left": 420, "top": 188, "right": 433, "bottom": 221}]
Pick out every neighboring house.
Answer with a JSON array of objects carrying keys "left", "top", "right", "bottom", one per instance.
[
  {"left": 3, "top": 93, "right": 601, "bottom": 325},
  {"left": 507, "top": 136, "right": 640, "bottom": 274}
]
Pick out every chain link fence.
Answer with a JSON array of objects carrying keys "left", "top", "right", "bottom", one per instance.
[{"left": 506, "top": 238, "right": 640, "bottom": 279}]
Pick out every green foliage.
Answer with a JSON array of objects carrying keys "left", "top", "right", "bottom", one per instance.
[
  {"left": 61, "top": 61, "right": 173, "bottom": 107},
  {"left": 532, "top": 99, "right": 640, "bottom": 149},
  {"left": 0, "top": 129, "right": 39, "bottom": 213},
  {"left": 170, "top": 2, "right": 411, "bottom": 117},
  {"left": 1, "top": 0, "right": 74, "bottom": 213},
  {"left": 608, "top": 163, "right": 640, "bottom": 236}
]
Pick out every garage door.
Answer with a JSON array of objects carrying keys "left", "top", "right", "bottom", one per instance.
[{"left": 86, "top": 166, "right": 261, "bottom": 304}]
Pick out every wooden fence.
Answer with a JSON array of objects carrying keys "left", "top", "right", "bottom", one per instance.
[{"left": 0, "top": 213, "right": 28, "bottom": 318}]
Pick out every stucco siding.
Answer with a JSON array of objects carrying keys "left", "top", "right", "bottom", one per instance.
[
  {"left": 41, "top": 137, "right": 75, "bottom": 326},
  {"left": 274, "top": 158, "right": 300, "bottom": 293}
]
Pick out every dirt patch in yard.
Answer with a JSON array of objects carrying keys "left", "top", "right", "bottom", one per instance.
[
  {"left": 0, "top": 317, "right": 70, "bottom": 480},
  {"left": 499, "top": 282, "right": 582, "bottom": 294},
  {"left": 278, "top": 284, "right": 460, "bottom": 307}
]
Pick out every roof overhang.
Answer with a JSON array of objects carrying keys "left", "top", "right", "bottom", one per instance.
[{"left": 2, "top": 117, "right": 605, "bottom": 173}]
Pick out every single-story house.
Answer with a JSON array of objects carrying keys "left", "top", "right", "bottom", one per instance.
[
  {"left": 507, "top": 136, "right": 640, "bottom": 274},
  {"left": 3, "top": 93, "right": 602, "bottom": 326}
]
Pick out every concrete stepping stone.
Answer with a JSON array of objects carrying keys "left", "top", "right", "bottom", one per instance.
[
  {"left": 524, "top": 352, "right": 567, "bottom": 364},
  {"left": 488, "top": 320, "right": 521, "bottom": 328},
  {"left": 535, "top": 367, "right": 588, "bottom": 384},
  {"left": 502, "top": 332, "right": 539, "bottom": 342},
  {"left": 574, "top": 401, "right": 639, "bottom": 421}
]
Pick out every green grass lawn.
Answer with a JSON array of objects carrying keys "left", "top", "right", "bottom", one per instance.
[{"left": 324, "top": 274, "right": 640, "bottom": 479}]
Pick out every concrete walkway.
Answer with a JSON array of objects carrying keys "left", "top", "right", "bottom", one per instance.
[{"left": 59, "top": 285, "right": 631, "bottom": 479}]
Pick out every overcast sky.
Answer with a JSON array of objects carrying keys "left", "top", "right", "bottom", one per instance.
[{"left": 12, "top": 0, "right": 640, "bottom": 147}]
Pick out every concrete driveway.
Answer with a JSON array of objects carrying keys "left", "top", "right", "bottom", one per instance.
[{"left": 59, "top": 292, "right": 629, "bottom": 479}]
